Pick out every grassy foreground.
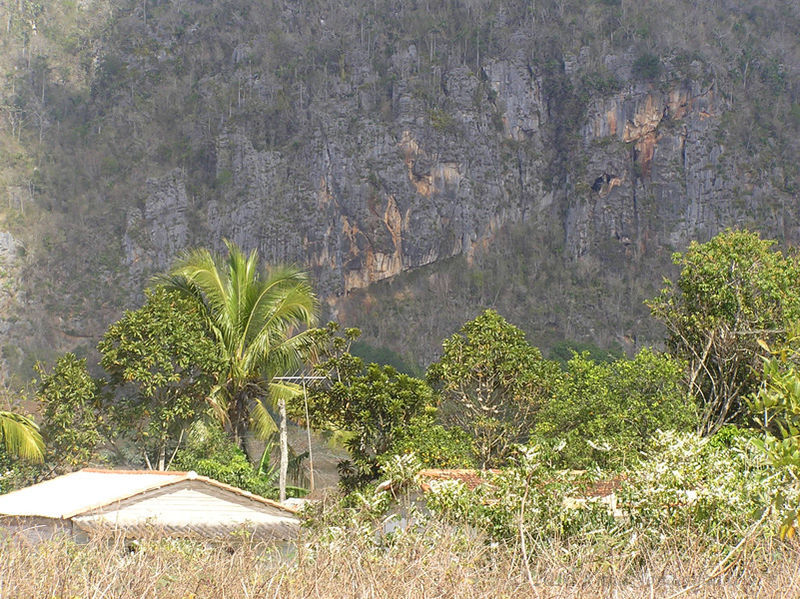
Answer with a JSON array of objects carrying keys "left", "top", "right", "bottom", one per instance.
[{"left": 2, "top": 520, "right": 799, "bottom": 599}]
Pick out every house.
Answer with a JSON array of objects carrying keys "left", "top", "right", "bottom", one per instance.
[
  {"left": 0, "top": 468, "right": 299, "bottom": 542},
  {"left": 377, "top": 468, "right": 623, "bottom": 533},
  {"left": 376, "top": 468, "right": 500, "bottom": 534}
]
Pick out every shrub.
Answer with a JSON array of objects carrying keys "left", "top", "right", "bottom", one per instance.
[
  {"left": 648, "top": 230, "right": 800, "bottom": 434},
  {"left": 748, "top": 327, "right": 800, "bottom": 536},
  {"left": 389, "top": 416, "right": 476, "bottom": 468},
  {"left": 632, "top": 52, "right": 662, "bottom": 80},
  {"left": 619, "top": 430, "right": 776, "bottom": 542},
  {"left": 425, "top": 446, "right": 616, "bottom": 541},
  {"left": 171, "top": 422, "right": 276, "bottom": 499},
  {"left": 424, "top": 431, "right": 778, "bottom": 546}
]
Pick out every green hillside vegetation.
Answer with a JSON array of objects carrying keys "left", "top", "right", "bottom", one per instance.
[
  {"left": 0, "top": 0, "right": 798, "bottom": 586},
  {"left": 3, "top": 230, "right": 800, "bottom": 592},
  {"left": 0, "top": 0, "right": 798, "bottom": 380}
]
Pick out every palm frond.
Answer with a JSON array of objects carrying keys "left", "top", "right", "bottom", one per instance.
[
  {"left": 262, "top": 329, "right": 318, "bottom": 374},
  {"left": 268, "top": 380, "right": 302, "bottom": 405},
  {"left": 170, "top": 248, "right": 231, "bottom": 328},
  {"left": 250, "top": 399, "right": 278, "bottom": 440},
  {"left": 242, "top": 269, "right": 316, "bottom": 348},
  {"left": 206, "top": 384, "right": 231, "bottom": 427},
  {"left": 241, "top": 284, "right": 316, "bottom": 374},
  {"left": 0, "top": 411, "right": 44, "bottom": 462}
]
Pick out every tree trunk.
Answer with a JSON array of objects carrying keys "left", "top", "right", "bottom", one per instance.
[
  {"left": 230, "top": 393, "right": 252, "bottom": 462},
  {"left": 279, "top": 397, "right": 288, "bottom": 502},
  {"left": 157, "top": 443, "right": 166, "bottom": 471}
]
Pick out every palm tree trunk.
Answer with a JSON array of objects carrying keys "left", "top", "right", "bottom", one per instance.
[
  {"left": 279, "top": 397, "right": 288, "bottom": 502},
  {"left": 231, "top": 392, "right": 252, "bottom": 462}
]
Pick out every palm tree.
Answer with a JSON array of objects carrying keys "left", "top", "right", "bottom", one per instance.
[
  {"left": 164, "top": 240, "right": 317, "bottom": 501},
  {"left": 0, "top": 410, "right": 44, "bottom": 462}
]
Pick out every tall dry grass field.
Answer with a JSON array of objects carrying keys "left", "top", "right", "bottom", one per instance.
[{"left": 2, "top": 521, "right": 800, "bottom": 598}]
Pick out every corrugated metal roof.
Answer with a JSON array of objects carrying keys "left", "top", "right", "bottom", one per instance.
[{"left": 0, "top": 469, "right": 296, "bottom": 519}]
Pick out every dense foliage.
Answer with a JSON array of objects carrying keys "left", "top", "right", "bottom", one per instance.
[
  {"left": 303, "top": 426, "right": 782, "bottom": 565},
  {"left": 35, "top": 353, "right": 104, "bottom": 473},
  {"left": 535, "top": 349, "right": 696, "bottom": 468},
  {"left": 7, "top": 228, "right": 800, "bottom": 561},
  {"left": 428, "top": 310, "right": 561, "bottom": 467},
  {"left": 748, "top": 325, "right": 800, "bottom": 536},
  {"left": 303, "top": 326, "right": 435, "bottom": 487},
  {"left": 426, "top": 310, "right": 695, "bottom": 470},
  {"left": 389, "top": 416, "right": 476, "bottom": 469},
  {"left": 649, "top": 229, "right": 800, "bottom": 434},
  {"left": 2, "top": 245, "right": 318, "bottom": 500},
  {"left": 164, "top": 240, "right": 318, "bottom": 499},
  {"left": 170, "top": 421, "right": 277, "bottom": 499},
  {"left": 98, "top": 287, "right": 222, "bottom": 470}
]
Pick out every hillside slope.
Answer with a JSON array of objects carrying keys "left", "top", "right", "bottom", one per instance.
[{"left": 0, "top": 0, "right": 798, "bottom": 377}]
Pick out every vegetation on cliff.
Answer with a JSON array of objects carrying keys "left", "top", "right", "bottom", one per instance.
[{"left": 0, "top": 0, "right": 798, "bottom": 379}]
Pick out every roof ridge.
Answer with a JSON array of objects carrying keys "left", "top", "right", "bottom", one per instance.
[
  {"left": 63, "top": 472, "right": 191, "bottom": 518},
  {"left": 80, "top": 468, "right": 188, "bottom": 475},
  {"left": 191, "top": 475, "right": 298, "bottom": 515}
]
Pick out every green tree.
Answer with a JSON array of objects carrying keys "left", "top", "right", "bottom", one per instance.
[
  {"left": 164, "top": 241, "right": 317, "bottom": 501},
  {"left": 36, "top": 353, "right": 103, "bottom": 472},
  {"left": 0, "top": 410, "right": 44, "bottom": 462},
  {"left": 535, "top": 349, "right": 696, "bottom": 468},
  {"left": 748, "top": 325, "right": 800, "bottom": 538},
  {"left": 98, "top": 287, "right": 223, "bottom": 470},
  {"left": 302, "top": 323, "right": 436, "bottom": 487},
  {"left": 427, "top": 310, "right": 563, "bottom": 467},
  {"left": 310, "top": 363, "right": 434, "bottom": 488},
  {"left": 649, "top": 230, "right": 800, "bottom": 434}
]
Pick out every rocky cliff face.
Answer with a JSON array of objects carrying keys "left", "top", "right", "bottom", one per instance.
[
  {"left": 123, "top": 57, "right": 739, "bottom": 295},
  {"left": 1, "top": 0, "right": 798, "bottom": 375},
  {"left": 123, "top": 56, "right": 555, "bottom": 299}
]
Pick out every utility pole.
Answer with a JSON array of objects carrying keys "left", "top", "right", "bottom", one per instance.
[{"left": 273, "top": 375, "right": 326, "bottom": 496}]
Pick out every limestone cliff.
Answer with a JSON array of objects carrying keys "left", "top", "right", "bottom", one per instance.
[{"left": 0, "top": 0, "right": 798, "bottom": 375}]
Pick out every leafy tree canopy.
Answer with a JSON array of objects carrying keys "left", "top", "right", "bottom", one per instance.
[
  {"left": 536, "top": 349, "right": 696, "bottom": 469},
  {"left": 648, "top": 229, "right": 800, "bottom": 434},
  {"left": 35, "top": 353, "right": 104, "bottom": 473},
  {"left": 98, "top": 286, "right": 223, "bottom": 470},
  {"left": 427, "top": 309, "right": 562, "bottom": 467},
  {"left": 389, "top": 415, "right": 476, "bottom": 469},
  {"left": 302, "top": 323, "right": 435, "bottom": 487}
]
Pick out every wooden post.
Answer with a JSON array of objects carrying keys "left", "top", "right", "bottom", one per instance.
[{"left": 303, "top": 381, "right": 314, "bottom": 493}]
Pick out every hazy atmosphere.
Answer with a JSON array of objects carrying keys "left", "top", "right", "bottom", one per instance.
[{"left": 1, "top": 0, "right": 800, "bottom": 596}]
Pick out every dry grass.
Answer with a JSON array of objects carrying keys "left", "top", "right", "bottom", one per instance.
[{"left": 1, "top": 522, "right": 800, "bottom": 598}]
